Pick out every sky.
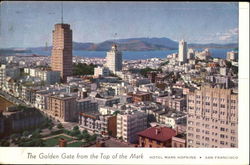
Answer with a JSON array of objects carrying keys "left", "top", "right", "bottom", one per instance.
[{"left": 0, "top": 2, "right": 239, "bottom": 48}]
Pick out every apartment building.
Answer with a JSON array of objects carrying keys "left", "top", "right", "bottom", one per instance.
[
  {"left": 116, "top": 110, "right": 148, "bottom": 144},
  {"left": 186, "top": 86, "right": 238, "bottom": 148},
  {"left": 47, "top": 94, "right": 77, "bottom": 122}
]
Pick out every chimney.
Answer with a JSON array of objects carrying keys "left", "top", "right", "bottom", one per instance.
[
  {"left": 176, "top": 126, "right": 179, "bottom": 135},
  {"left": 155, "top": 127, "right": 161, "bottom": 135}
]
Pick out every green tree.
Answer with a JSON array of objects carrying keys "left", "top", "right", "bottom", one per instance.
[
  {"left": 82, "top": 130, "right": 88, "bottom": 135},
  {"left": 73, "top": 126, "right": 79, "bottom": 131},
  {"left": 22, "top": 131, "right": 30, "bottom": 137},
  {"left": 57, "top": 123, "right": 63, "bottom": 129}
]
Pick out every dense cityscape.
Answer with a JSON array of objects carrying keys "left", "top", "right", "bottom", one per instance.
[{"left": 0, "top": 21, "right": 239, "bottom": 148}]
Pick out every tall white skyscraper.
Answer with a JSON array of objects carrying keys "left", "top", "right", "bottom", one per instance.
[
  {"left": 178, "top": 40, "right": 188, "bottom": 64},
  {"left": 106, "top": 44, "right": 122, "bottom": 73}
]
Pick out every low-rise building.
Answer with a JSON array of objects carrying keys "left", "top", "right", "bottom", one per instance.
[
  {"left": 94, "top": 66, "right": 110, "bottom": 77},
  {"left": 47, "top": 93, "right": 77, "bottom": 122},
  {"left": 137, "top": 126, "right": 177, "bottom": 147},
  {"left": 0, "top": 106, "right": 45, "bottom": 138},
  {"left": 128, "top": 91, "right": 152, "bottom": 103}
]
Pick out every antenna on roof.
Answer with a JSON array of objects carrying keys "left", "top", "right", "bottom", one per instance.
[
  {"left": 113, "top": 33, "right": 118, "bottom": 45},
  {"left": 61, "top": 1, "right": 64, "bottom": 24}
]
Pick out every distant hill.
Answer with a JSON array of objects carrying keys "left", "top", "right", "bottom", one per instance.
[
  {"left": 1, "top": 37, "right": 238, "bottom": 53},
  {"left": 188, "top": 43, "right": 238, "bottom": 49}
]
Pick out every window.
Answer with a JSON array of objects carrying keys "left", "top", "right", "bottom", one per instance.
[
  {"left": 220, "top": 141, "right": 225, "bottom": 145},
  {"left": 220, "top": 134, "right": 225, "bottom": 138},
  {"left": 231, "top": 137, "right": 236, "bottom": 141},
  {"left": 220, "top": 104, "right": 225, "bottom": 108}
]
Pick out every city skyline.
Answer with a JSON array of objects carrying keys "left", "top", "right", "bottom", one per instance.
[{"left": 0, "top": 2, "right": 238, "bottom": 48}]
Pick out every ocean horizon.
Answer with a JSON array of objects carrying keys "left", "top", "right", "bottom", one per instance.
[{"left": 15, "top": 48, "right": 234, "bottom": 60}]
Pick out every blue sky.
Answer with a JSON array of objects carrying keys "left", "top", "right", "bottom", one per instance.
[{"left": 0, "top": 2, "right": 238, "bottom": 48}]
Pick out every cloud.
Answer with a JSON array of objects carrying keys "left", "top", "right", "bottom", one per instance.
[
  {"left": 190, "top": 28, "right": 238, "bottom": 44},
  {"left": 218, "top": 28, "right": 238, "bottom": 42}
]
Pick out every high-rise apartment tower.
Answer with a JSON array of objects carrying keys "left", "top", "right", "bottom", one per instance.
[
  {"left": 178, "top": 40, "right": 188, "bottom": 64},
  {"left": 51, "top": 23, "right": 73, "bottom": 82},
  {"left": 186, "top": 86, "right": 238, "bottom": 148},
  {"left": 106, "top": 44, "right": 122, "bottom": 73}
]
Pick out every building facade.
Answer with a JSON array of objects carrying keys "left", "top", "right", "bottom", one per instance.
[
  {"left": 186, "top": 86, "right": 238, "bottom": 148},
  {"left": 116, "top": 110, "right": 147, "bottom": 144},
  {"left": 47, "top": 94, "right": 77, "bottom": 122},
  {"left": 178, "top": 40, "right": 187, "bottom": 64},
  {"left": 51, "top": 24, "right": 73, "bottom": 81},
  {"left": 137, "top": 126, "right": 178, "bottom": 147},
  {"left": 106, "top": 44, "right": 122, "bottom": 73},
  {"left": 94, "top": 66, "right": 110, "bottom": 77}
]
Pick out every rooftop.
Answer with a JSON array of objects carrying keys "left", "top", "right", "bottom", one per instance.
[{"left": 137, "top": 126, "right": 177, "bottom": 142}]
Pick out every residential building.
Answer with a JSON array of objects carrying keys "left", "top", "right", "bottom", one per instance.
[
  {"left": 51, "top": 24, "right": 73, "bottom": 81},
  {"left": 186, "top": 86, "right": 238, "bottom": 148},
  {"left": 226, "top": 51, "right": 238, "bottom": 61},
  {"left": 178, "top": 40, "right": 187, "bottom": 64},
  {"left": 137, "top": 126, "right": 185, "bottom": 148},
  {"left": 106, "top": 44, "right": 122, "bottom": 73},
  {"left": 94, "top": 66, "right": 110, "bottom": 77},
  {"left": 0, "top": 106, "right": 44, "bottom": 138},
  {"left": 128, "top": 91, "right": 152, "bottom": 102},
  {"left": 187, "top": 48, "right": 195, "bottom": 60},
  {"left": 47, "top": 93, "right": 77, "bottom": 122},
  {"left": 79, "top": 112, "right": 117, "bottom": 136},
  {"left": 116, "top": 110, "right": 147, "bottom": 143},
  {"left": 24, "top": 68, "right": 60, "bottom": 84}
]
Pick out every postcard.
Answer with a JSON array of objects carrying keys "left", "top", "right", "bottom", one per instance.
[{"left": 0, "top": 1, "right": 249, "bottom": 164}]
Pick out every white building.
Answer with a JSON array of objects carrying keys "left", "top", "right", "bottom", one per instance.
[
  {"left": 106, "top": 44, "right": 122, "bottom": 73},
  {"left": 24, "top": 68, "right": 60, "bottom": 84},
  {"left": 195, "top": 48, "right": 211, "bottom": 60},
  {"left": 187, "top": 48, "right": 195, "bottom": 60},
  {"left": 178, "top": 40, "right": 188, "bottom": 64},
  {"left": 0, "top": 64, "right": 20, "bottom": 87},
  {"left": 116, "top": 110, "right": 147, "bottom": 143},
  {"left": 220, "top": 67, "right": 228, "bottom": 76},
  {"left": 94, "top": 66, "right": 110, "bottom": 77},
  {"left": 226, "top": 51, "right": 238, "bottom": 61}
]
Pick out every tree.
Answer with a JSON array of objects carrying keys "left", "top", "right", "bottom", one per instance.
[
  {"left": 48, "top": 125, "right": 53, "bottom": 130},
  {"left": 113, "top": 110, "right": 120, "bottom": 116},
  {"left": 89, "top": 134, "right": 97, "bottom": 142},
  {"left": 73, "top": 63, "right": 96, "bottom": 76},
  {"left": 76, "top": 134, "right": 83, "bottom": 140},
  {"left": 82, "top": 130, "right": 88, "bottom": 135},
  {"left": 0, "top": 140, "right": 10, "bottom": 146},
  {"left": 22, "top": 131, "right": 30, "bottom": 137},
  {"left": 57, "top": 123, "right": 63, "bottom": 129},
  {"left": 73, "top": 126, "right": 79, "bottom": 131},
  {"left": 82, "top": 133, "right": 90, "bottom": 141},
  {"left": 10, "top": 133, "right": 18, "bottom": 141}
]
